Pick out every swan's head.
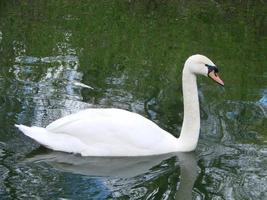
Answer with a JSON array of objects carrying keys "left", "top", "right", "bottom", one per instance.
[{"left": 185, "top": 54, "right": 224, "bottom": 86}]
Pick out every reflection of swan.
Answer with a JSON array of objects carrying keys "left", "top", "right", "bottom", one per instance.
[
  {"left": 25, "top": 150, "right": 176, "bottom": 178},
  {"left": 16, "top": 55, "right": 224, "bottom": 156},
  {"left": 175, "top": 153, "right": 197, "bottom": 200},
  {"left": 25, "top": 151, "right": 197, "bottom": 199}
]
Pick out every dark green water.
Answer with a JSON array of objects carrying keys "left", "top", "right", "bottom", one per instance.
[{"left": 0, "top": 1, "right": 266, "bottom": 199}]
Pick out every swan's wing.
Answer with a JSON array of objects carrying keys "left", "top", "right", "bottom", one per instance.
[
  {"left": 46, "top": 108, "right": 144, "bottom": 134},
  {"left": 45, "top": 108, "right": 177, "bottom": 155},
  {"left": 46, "top": 108, "right": 98, "bottom": 131}
]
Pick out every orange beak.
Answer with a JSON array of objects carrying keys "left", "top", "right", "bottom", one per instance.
[{"left": 208, "top": 71, "right": 224, "bottom": 86}]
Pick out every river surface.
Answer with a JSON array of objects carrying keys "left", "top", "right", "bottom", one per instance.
[{"left": 0, "top": 1, "right": 266, "bottom": 199}]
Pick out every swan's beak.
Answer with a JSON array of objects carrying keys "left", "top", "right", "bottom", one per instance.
[{"left": 208, "top": 71, "right": 224, "bottom": 86}]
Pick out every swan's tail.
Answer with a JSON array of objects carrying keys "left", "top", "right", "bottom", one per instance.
[
  {"left": 15, "top": 124, "right": 41, "bottom": 140},
  {"left": 15, "top": 124, "right": 88, "bottom": 154},
  {"left": 15, "top": 124, "right": 59, "bottom": 149}
]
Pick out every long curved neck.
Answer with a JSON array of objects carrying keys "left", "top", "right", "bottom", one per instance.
[{"left": 177, "top": 66, "right": 200, "bottom": 151}]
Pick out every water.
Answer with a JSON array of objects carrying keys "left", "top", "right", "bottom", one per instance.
[{"left": 0, "top": 1, "right": 266, "bottom": 199}]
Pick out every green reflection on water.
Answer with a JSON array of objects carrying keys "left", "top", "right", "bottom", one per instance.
[{"left": 0, "top": 0, "right": 266, "bottom": 199}]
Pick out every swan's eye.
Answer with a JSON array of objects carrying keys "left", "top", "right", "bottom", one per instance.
[{"left": 205, "top": 64, "right": 219, "bottom": 74}]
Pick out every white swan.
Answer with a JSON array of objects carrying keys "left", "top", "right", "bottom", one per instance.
[{"left": 15, "top": 55, "right": 224, "bottom": 156}]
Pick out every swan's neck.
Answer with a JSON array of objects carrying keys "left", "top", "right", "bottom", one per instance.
[{"left": 177, "top": 67, "right": 200, "bottom": 151}]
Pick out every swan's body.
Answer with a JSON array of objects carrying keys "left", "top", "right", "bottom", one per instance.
[{"left": 16, "top": 55, "right": 224, "bottom": 156}]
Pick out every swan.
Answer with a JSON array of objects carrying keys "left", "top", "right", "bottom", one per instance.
[{"left": 15, "top": 54, "right": 224, "bottom": 156}]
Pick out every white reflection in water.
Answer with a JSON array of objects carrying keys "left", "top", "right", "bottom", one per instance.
[
  {"left": 258, "top": 89, "right": 267, "bottom": 117},
  {"left": 0, "top": 31, "right": 2, "bottom": 44},
  {"left": 13, "top": 38, "right": 93, "bottom": 127}
]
